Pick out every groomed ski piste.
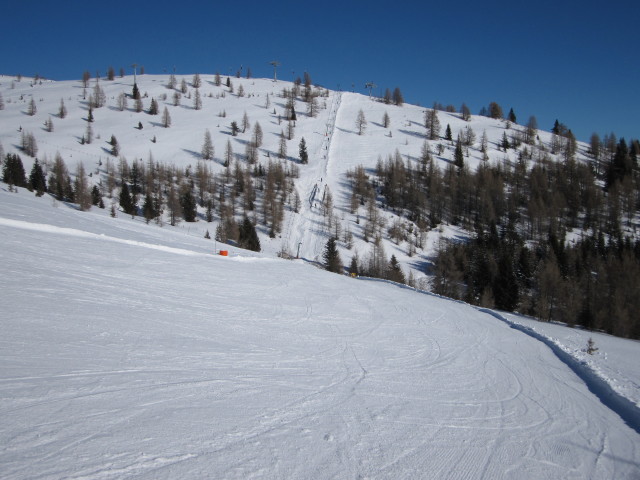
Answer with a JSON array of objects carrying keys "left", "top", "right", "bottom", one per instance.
[{"left": 1, "top": 188, "right": 639, "bottom": 479}]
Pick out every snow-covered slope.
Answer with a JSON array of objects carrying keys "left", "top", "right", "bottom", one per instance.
[
  {"left": 1, "top": 188, "right": 638, "bottom": 479},
  {"left": 0, "top": 74, "right": 593, "bottom": 283}
]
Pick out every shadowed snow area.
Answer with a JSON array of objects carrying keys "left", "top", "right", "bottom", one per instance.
[{"left": 1, "top": 189, "right": 639, "bottom": 479}]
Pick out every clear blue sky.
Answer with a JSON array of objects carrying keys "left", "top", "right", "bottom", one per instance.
[{"left": 2, "top": 0, "right": 638, "bottom": 142}]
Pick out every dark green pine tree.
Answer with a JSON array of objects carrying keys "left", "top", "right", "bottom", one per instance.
[
  {"left": 119, "top": 182, "right": 135, "bottom": 215},
  {"left": 132, "top": 82, "right": 140, "bottom": 100},
  {"left": 606, "top": 138, "right": 633, "bottom": 189},
  {"left": 238, "top": 216, "right": 261, "bottom": 252},
  {"left": 349, "top": 254, "right": 359, "bottom": 277},
  {"left": 386, "top": 255, "right": 405, "bottom": 284},
  {"left": 29, "top": 158, "right": 47, "bottom": 195},
  {"left": 507, "top": 108, "right": 516, "bottom": 124},
  {"left": 91, "top": 185, "right": 101, "bottom": 206},
  {"left": 110, "top": 135, "right": 119, "bottom": 157},
  {"left": 493, "top": 252, "right": 519, "bottom": 311},
  {"left": 299, "top": 137, "right": 308, "bottom": 164},
  {"left": 3, "top": 153, "right": 27, "bottom": 187},
  {"left": 501, "top": 132, "right": 510, "bottom": 151},
  {"left": 323, "top": 237, "right": 343, "bottom": 274},
  {"left": 629, "top": 140, "right": 639, "bottom": 169},
  {"left": 143, "top": 192, "right": 156, "bottom": 223},
  {"left": 64, "top": 175, "right": 75, "bottom": 203},
  {"left": 454, "top": 137, "right": 464, "bottom": 168},
  {"left": 87, "top": 106, "right": 94, "bottom": 123},
  {"left": 148, "top": 98, "right": 159, "bottom": 115},
  {"left": 445, "top": 124, "right": 452, "bottom": 141},
  {"left": 180, "top": 189, "right": 197, "bottom": 222}
]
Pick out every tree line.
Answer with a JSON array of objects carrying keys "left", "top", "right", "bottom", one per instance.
[
  {"left": 346, "top": 122, "right": 640, "bottom": 338},
  {"left": 2, "top": 148, "right": 309, "bottom": 253}
]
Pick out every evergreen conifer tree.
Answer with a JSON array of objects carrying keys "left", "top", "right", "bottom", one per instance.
[
  {"left": 493, "top": 253, "right": 519, "bottom": 310},
  {"left": 180, "top": 189, "right": 197, "bottom": 222},
  {"left": 349, "top": 254, "right": 359, "bottom": 277},
  {"left": 119, "top": 182, "right": 135, "bottom": 215},
  {"left": 148, "top": 98, "right": 159, "bottom": 115},
  {"left": 501, "top": 132, "right": 510, "bottom": 151},
  {"left": 91, "top": 185, "right": 101, "bottom": 206},
  {"left": 606, "top": 138, "right": 633, "bottom": 189},
  {"left": 29, "top": 159, "right": 47, "bottom": 195},
  {"left": 132, "top": 82, "right": 140, "bottom": 100},
  {"left": 3, "top": 153, "right": 27, "bottom": 187},
  {"left": 143, "top": 192, "right": 156, "bottom": 223},
  {"left": 299, "top": 137, "right": 308, "bottom": 164},
  {"left": 110, "top": 135, "right": 119, "bottom": 156},
  {"left": 238, "top": 216, "right": 261, "bottom": 251},
  {"left": 323, "top": 237, "right": 343, "bottom": 273},
  {"left": 454, "top": 137, "right": 464, "bottom": 168},
  {"left": 387, "top": 255, "right": 405, "bottom": 284}
]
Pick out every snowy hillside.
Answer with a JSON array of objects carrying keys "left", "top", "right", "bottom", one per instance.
[
  {"left": 0, "top": 73, "right": 597, "bottom": 285},
  {"left": 1, "top": 186, "right": 639, "bottom": 479}
]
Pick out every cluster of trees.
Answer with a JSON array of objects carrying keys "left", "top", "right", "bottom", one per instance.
[
  {"left": 323, "top": 235, "right": 409, "bottom": 286},
  {"left": 278, "top": 74, "right": 328, "bottom": 120},
  {"left": 82, "top": 67, "right": 130, "bottom": 86},
  {"left": 1, "top": 146, "right": 305, "bottom": 251},
  {"left": 381, "top": 87, "right": 404, "bottom": 106},
  {"left": 3, "top": 68, "right": 323, "bottom": 252},
  {"left": 433, "top": 220, "right": 640, "bottom": 339},
  {"left": 2, "top": 152, "right": 95, "bottom": 207},
  {"left": 346, "top": 123, "right": 639, "bottom": 337},
  {"left": 115, "top": 153, "right": 299, "bottom": 244}
]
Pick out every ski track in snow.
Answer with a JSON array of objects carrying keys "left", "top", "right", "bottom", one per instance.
[
  {"left": 1, "top": 191, "right": 639, "bottom": 479},
  {"left": 284, "top": 91, "right": 342, "bottom": 262}
]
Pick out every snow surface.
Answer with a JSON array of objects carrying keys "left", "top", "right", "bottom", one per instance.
[
  {"left": 1, "top": 188, "right": 639, "bottom": 479},
  {"left": 0, "top": 74, "right": 594, "bottom": 283}
]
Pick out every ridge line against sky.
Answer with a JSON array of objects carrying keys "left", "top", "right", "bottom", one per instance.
[{"left": 1, "top": 0, "right": 638, "bottom": 143}]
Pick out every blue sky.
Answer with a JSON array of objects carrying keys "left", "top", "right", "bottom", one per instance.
[{"left": 2, "top": 0, "right": 638, "bottom": 142}]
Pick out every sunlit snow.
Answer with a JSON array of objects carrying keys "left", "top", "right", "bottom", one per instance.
[{"left": 1, "top": 189, "right": 638, "bottom": 479}]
